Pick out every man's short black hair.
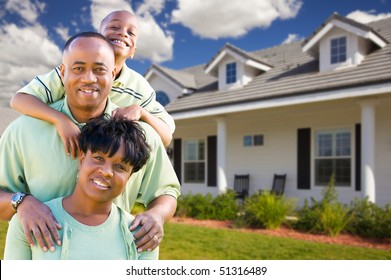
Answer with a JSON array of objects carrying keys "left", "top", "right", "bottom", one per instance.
[
  {"left": 63, "top": 31, "right": 114, "bottom": 53},
  {"left": 79, "top": 116, "right": 150, "bottom": 173}
]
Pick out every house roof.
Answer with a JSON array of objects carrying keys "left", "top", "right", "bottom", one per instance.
[
  {"left": 160, "top": 15, "right": 391, "bottom": 115},
  {"left": 145, "top": 64, "right": 197, "bottom": 89},
  {"left": 204, "top": 43, "right": 273, "bottom": 75},
  {"left": 302, "top": 12, "right": 388, "bottom": 55}
]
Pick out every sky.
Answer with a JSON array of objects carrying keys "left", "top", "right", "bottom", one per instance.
[{"left": 1, "top": 0, "right": 391, "bottom": 101}]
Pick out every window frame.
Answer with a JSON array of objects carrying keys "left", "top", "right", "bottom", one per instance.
[
  {"left": 183, "top": 139, "right": 206, "bottom": 184},
  {"left": 314, "top": 128, "right": 352, "bottom": 187},
  {"left": 226, "top": 62, "right": 237, "bottom": 84},
  {"left": 243, "top": 134, "right": 264, "bottom": 147},
  {"left": 330, "top": 36, "right": 347, "bottom": 64}
]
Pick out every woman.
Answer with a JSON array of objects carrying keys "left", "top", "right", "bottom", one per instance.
[{"left": 4, "top": 116, "right": 157, "bottom": 260}]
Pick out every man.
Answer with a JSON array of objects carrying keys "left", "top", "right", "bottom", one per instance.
[{"left": 0, "top": 32, "right": 180, "bottom": 253}]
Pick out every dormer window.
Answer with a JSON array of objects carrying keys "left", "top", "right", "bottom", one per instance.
[
  {"left": 331, "top": 36, "right": 347, "bottom": 64},
  {"left": 226, "top": 62, "right": 237, "bottom": 84}
]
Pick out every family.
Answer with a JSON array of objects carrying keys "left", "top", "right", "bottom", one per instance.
[{"left": 0, "top": 10, "right": 181, "bottom": 260}]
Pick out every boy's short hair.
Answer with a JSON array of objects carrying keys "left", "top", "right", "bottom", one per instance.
[{"left": 79, "top": 116, "right": 150, "bottom": 173}]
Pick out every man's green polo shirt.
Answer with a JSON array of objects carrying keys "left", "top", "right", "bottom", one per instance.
[
  {"left": 18, "top": 64, "right": 175, "bottom": 133},
  {"left": 0, "top": 97, "right": 180, "bottom": 212}
]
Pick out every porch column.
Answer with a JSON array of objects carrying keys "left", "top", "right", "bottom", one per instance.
[
  {"left": 360, "top": 100, "right": 378, "bottom": 203},
  {"left": 216, "top": 117, "right": 227, "bottom": 194}
]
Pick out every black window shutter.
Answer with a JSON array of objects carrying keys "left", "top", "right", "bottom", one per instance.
[
  {"left": 355, "top": 124, "right": 361, "bottom": 191},
  {"left": 297, "top": 128, "right": 311, "bottom": 189},
  {"left": 207, "top": 136, "right": 217, "bottom": 187},
  {"left": 173, "top": 138, "right": 182, "bottom": 184}
]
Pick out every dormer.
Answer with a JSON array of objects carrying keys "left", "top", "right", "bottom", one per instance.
[
  {"left": 204, "top": 43, "right": 272, "bottom": 91},
  {"left": 302, "top": 13, "right": 388, "bottom": 72},
  {"left": 145, "top": 65, "right": 195, "bottom": 106}
]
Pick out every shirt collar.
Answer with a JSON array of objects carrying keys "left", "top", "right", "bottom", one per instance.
[
  {"left": 60, "top": 96, "right": 118, "bottom": 128},
  {"left": 112, "top": 64, "right": 130, "bottom": 88}
]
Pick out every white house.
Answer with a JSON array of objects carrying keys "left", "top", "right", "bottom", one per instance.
[{"left": 145, "top": 13, "right": 391, "bottom": 206}]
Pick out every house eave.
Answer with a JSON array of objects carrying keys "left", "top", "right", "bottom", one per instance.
[{"left": 170, "top": 82, "right": 391, "bottom": 120}]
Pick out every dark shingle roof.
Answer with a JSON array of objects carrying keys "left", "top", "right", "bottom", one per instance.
[{"left": 162, "top": 15, "right": 391, "bottom": 114}]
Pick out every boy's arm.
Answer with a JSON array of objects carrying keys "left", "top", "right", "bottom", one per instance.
[
  {"left": 10, "top": 93, "right": 80, "bottom": 158},
  {"left": 112, "top": 104, "right": 172, "bottom": 147}
]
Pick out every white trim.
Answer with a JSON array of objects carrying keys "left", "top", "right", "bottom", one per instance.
[
  {"left": 302, "top": 19, "right": 387, "bottom": 53},
  {"left": 171, "top": 82, "right": 391, "bottom": 120},
  {"left": 205, "top": 50, "right": 227, "bottom": 74},
  {"left": 333, "top": 21, "right": 387, "bottom": 47},
  {"left": 145, "top": 67, "right": 189, "bottom": 94},
  {"left": 303, "top": 23, "right": 333, "bottom": 53},
  {"left": 205, "top": 48, "right": 271, "bottom": 75},
  {"left": 245, "top": 59, "right": 272, "bottom": 71}
]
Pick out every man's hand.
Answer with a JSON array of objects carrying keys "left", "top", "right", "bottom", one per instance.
[
  {"left": 129, "top": 196, "right": 177, "bottom": 252},
  {"left": 129, "top": 211, "right": 164, "bottom": 252},
  {"left": 17, "top": 195, "right": 62, "bottom": 252}
]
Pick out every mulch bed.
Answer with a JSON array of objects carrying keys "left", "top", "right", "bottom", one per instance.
[{"left": 171, "top": 217, "right": 391, "bottom": 250}]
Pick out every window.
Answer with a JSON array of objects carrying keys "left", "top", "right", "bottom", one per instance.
[
  {"left": 315, "top": 129, "right": 351, "bottom": 186},
  {"left": 243, "top": 134, "right": 264, "bottom": 147},
  {"left": 184, "top": 139, "right": 205, "bottom": 183},
  {"left": 226, "top": 62, "right": 237, "bottom": 84},
  {"left": 156, "top": 91, "right": 170, "bottom": 107},
  {"left": 330, "top": 37, "right": 346, "bottom": 64}
]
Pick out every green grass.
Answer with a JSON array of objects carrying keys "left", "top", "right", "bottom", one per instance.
[
  {"left": 0, "top": 221, "right": 8, "bottom": 259},
  {"left": 1, "top": 221, "right": 390, "bottom": 260},
  {"left": 159, "top": 223, "right": 391, "bottom": 260}
]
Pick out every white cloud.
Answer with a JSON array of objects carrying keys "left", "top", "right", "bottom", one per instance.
[
  {"left": 0, "top": 23, "right": 61, "bottom": 98},
  {"left": 135, "top": 0, "right": 164, "bottom": 15},
  {"left": 5, "top": 0, "right": 46, "bottom": 24},
  {"left": 281, "top": 33, "right": 302, "bottom": 44},
  {"left": 89, "top": 0, "right": 133, "bottom": 30},
  {"left": 55, "top": 25, "right": 70, "bottom": 42},
  {"left": 136, "top": 12, "right": 174, "bottom": 63},
  {"left": 346, "top": 10, "right": 391, "bottom": 24},
  {"left": 89, "top": 0, "right": 174, "bottom": 63},
  {"left": 171, "top": 0, "right": 302, "bottom": 39}
]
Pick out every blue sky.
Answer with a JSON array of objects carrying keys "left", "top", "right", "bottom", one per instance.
[{"left": 1, "top": 0, "right": 391, "bottom": 99}]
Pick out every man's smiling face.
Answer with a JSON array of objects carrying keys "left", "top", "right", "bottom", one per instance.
[{"left": 60, "top": 36, "right": 116, "bottom": 121}]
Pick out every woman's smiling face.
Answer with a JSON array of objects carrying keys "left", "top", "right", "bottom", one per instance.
[{"left": 77, "top": 141, "right": 133, "bottom": 203}]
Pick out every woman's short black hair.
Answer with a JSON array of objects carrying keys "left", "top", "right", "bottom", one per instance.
[{"left": 79, "top": 116, "right": 150, "bottom": 173}]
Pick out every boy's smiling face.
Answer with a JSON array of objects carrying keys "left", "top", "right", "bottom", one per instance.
[{"left": 99, "top": 11, "right": 139, "bottom": 60}]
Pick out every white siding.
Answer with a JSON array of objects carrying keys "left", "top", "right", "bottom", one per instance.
[{"left": 173, "top": 97, "right": 391, "bottom": 206}]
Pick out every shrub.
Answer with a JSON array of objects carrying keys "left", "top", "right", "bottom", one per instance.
[
  {"left": 242, "top": 191, "right": 297, "bottom": 230},
  {"left": 211, "top": 190, "right": 239, "bottom": 220},
  {"left": 175, "top": 191, "right": 238, "bottom": 220},
  {"left": 348, "top": 198, "right": 391, "bottom": 238},
  {"left": 318, "top": 203, "right": 351, "bottom": 236},
  {"left": 293, "top": 175, "right": 352, "bottom": 236}
]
